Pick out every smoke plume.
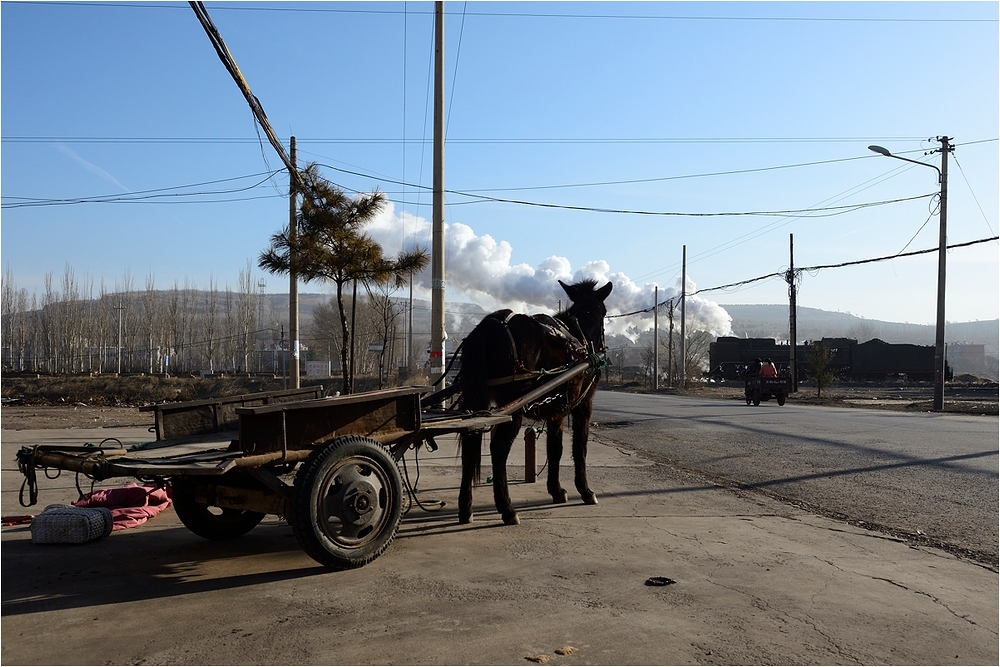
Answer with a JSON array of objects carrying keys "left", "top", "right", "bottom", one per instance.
[{"left": 367, "top": 204, "right": 733, "bottom": 340}]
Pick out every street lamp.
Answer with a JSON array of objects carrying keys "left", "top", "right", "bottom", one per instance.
[{"left": 869, "top": 138, "right": 953, "bottom": 411}]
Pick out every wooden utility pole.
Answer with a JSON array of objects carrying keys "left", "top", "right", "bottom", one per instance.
[
  {"left": 653, "top": 286, "right": 659, "bottom": 391},
  {"left": 667, "top": 299, "right": 675, "bottom": 388},
  {"left": 430, "top": 1, "right": 446, "bottom": 388},
  {"left": 288, "top": 136, "right": 300, "bottom": 388}
]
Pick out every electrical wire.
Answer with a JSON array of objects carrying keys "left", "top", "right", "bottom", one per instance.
[
  {"left": 311, "top": 161, "right": 935, "bottom": 218},
  {"left": 23, "top": 2, "right": 1000, "bottom": 23},
  {"left": 607, "top": 236, "right": 1000, "bottom": 318},
  {"left": 1, "top": 170, "right": 284, "bottom": 209},
  {"left": 953, "top": 154, "right": 998, "bottom": 238}
]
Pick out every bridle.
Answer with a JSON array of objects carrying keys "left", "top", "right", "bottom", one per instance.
[{"left": 563, "top": 305, "right": 607, "bottom": 357}]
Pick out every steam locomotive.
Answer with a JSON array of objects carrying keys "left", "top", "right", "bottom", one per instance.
[{"left": 707, "top": 336, "right": 952, "bottom": 383}]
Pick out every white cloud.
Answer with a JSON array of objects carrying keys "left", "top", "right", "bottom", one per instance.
[{"left": 368, "top": 203, "right": 733, "bottom": 338}]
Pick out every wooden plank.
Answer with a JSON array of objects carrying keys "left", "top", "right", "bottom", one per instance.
[
  {"left": 419, "top": 415, "right": 511, "bottom": 434},
  {"left": 236, "top": 387, "right": 427, "bottom": 455},
  {"left": 143, "top": 386, "right": 325, "bottom": 441}
]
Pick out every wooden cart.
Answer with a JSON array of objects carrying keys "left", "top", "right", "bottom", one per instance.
[{"left": 16, "top": 361, "right": 592, "bottom": 569}]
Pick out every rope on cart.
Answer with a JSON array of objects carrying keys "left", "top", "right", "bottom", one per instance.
[
  {"left": 17, "top": 447, "right": 40, "bottom": 508},
  {"left": 74, "top": 438, "right": 123, "bottom": 500}
]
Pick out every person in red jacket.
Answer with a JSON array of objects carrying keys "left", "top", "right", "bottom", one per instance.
[{"left": 760, "top": 357, "right": 778, "bottom": 378}]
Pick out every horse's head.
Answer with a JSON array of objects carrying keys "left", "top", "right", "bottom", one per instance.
[{"left": 558, "top": 279, "right": 613, "bottom": 353}]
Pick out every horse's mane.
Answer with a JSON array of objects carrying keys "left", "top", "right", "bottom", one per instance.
[{"left": 570, "top": 278, "right": 600, "bottom": 291}]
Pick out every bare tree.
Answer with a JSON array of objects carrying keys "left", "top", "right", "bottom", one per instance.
[
  {"left": 363, "top": 283, "right": 404, "bottom": 389},
  {"left": 236, "top": 262, "right": 258, "bottom": 374},
  {"left": 203, "top": 276, "right": 220, "bottom": 373}
]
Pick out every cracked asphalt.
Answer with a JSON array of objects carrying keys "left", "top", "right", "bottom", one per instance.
[{"left": 2, "top": 421, "right": 997, "bottom": 665}]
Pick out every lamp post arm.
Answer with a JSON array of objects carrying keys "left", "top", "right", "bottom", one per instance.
[{"left": 868, "top": 146, "right": 942, "bottom": 182}]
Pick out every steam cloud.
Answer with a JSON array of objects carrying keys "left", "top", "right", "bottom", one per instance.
[{"left": 367, "top": 204, "right": 733, "bottom": 340}]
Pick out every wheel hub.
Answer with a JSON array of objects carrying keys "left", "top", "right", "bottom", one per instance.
[{"left": 340, "top": 479, "right": 378, "bottom": 526}]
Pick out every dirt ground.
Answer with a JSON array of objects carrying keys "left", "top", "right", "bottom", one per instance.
[{"left": 1, "top": 383, "right": 995, "bottom": 431}]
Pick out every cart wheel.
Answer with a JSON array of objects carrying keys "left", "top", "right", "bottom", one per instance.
[
  {"left": 171, "top": 484, "right": 265, "bottom": 540},
  {"left": 776, "top": 392, "right": 786, "bottom": 406},
  {"left": 752, "top": 390, "right": 761, "bottom": 406},
  {"left": 292, "top": 435, "right": 403, "bottom": 570},
  {"left": 745, "top": 396, "right": 752, "bottom": 405}
]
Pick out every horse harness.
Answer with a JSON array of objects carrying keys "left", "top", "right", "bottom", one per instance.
[{"left": 489, "top": 311, "right": 604, "bottom": 418}]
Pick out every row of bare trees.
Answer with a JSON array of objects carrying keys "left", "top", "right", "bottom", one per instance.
[{"left": 2, "top": 264, "right": 265, "bottom": 376}]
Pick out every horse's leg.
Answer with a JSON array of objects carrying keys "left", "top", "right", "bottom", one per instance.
[
  {"left": 545, "top": 418, "right": 568, "bottom": 503},
  {"left": 490, "top": 414, "right": 522, "bottom": 525},
  {"left": 571, "top": 396, "right": 598, "bottom": 505},
  {"left": 458, "top": 431, "right": 482, "bottom": 524}
]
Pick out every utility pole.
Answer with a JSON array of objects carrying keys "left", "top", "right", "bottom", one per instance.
[
  {"left": 430, "top": 1, "right": 446, "bottom": 388},
  {"left": 667, "top": 299, "right": 675, "bottom": 388},
  {"left": 407, "top": 274, "right": 414, "bottom": 375},
  {"left": 787, "top": 233, "right": 798, "bottom": 392},
  {"left": 280, "top": 325, "right": 286, "bottom": 389},
  {"left": 868, "top": 138, "right": 952, "bottom": 411},
  {"left": 680, "top": 245, "right": 687, "bottom": 388},
  {"left": 932, "top": 136, "right": 952, "bottom": 411},
  {"left": 288, "top": 136, "right": 300, "bottom": 388},
  {"left": 653, "top": 286, "right": 659, "bottom": 391}
]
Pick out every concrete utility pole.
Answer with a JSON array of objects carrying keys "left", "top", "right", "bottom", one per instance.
[
  {"left": 868, "top": 137, "right": 952, "bottom": 410},
  {"left": 430, "top": 1, "right": 446, "bottom": 388},
  {"left": 932, "top": 136, "right": 952, "bottom": 411},
  {"left": 680, "top": 245, "right": 687, "bottom": 388},
  {"left": 653, "top": 285, "right": 659, "bottom": 391},
  {"left": 788, "top": 233, "right": 798, "bottom": 392},
  {"left": 288, "top": 136, "right": 300, "bottom": 388}
]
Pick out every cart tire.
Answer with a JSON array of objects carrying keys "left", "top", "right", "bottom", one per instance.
[
  {"left": 776, "top": 392, "right": 786, "bottom": 406},
  {"left": 292, "top": 435, "right": 403, "bottom": 570},
  {"left": 171, "top": 485, "right": 265, "bottom": 540},
  {"left": 745, "top": 396, "right": 752, "bottom": 405},
  {"left": 752, "top": 390, "right": 761, "bottom": 406}
]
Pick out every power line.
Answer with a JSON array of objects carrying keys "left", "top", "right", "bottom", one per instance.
[
  {"left": 1, "top": 170, "right": 284, "bottom": 209},
  {"left": 0, "top": 135, "right": 945, "bottom": 145},
  {"left": 318, "top": 159, "right": 937, "bottom": 218},
  {"left": 608, "top": 236, "right": 1000, "bottom": 318},
  {"left": 21, "top": 2, "right": 999, "bottom": 23}
]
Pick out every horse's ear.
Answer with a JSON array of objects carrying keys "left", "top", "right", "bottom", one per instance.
[
  {"left": 597, "top": 281, "right": 613, "bottom": 301},
  {"left": 558, "top": 280, "right": 574, "bottom": 300}
]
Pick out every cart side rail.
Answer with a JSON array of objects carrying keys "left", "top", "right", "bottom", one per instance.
[{"left": 141, "top": 385, "right": 325, "bottom": 441}]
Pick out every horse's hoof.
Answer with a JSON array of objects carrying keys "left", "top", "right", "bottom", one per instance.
[
  {"left": 459, "top": 512, "right": 473, "bottom": 525},
  {"left": 581, "top": 491, "right": 598, "bottom": 505},
  {"left": 502, "top": 512, "right": 520, "bottom": 526},
  {"left": 551, "top": 490, "right": 568, "bottom": 504}
]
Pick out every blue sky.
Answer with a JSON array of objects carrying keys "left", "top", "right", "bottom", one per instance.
[{"left": 2, "top": 1, "right": 997, "bottom": 335}]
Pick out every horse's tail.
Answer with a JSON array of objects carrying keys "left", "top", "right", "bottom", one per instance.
[
  {"left": 458, "top": 316, "right": 504, "bottom": 484},
  {"left": 458, "top": 316, "right": 496, "bottom": 414}
]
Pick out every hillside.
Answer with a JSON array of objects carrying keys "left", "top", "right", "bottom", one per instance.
[{"left": 719, "top": 304, "right": 999, "bottom": 349}]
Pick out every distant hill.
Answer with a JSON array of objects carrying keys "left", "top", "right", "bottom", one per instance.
[
  {"left": 719, "top": 304, "right": 998, "bottom": 350},
  {"left": 275, "top": 295, "right": 997, "bottom": 351}
]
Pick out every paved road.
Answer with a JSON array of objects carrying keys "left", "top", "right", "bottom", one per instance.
[{"left": 591, "top": 390, "right": 999, "bottom": 564}]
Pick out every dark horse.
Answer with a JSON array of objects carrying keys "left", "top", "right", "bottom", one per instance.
[{"left": 457, "top": 279, "right": 613, "bottom": 525}]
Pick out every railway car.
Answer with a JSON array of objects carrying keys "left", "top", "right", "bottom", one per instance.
[{"left": 708, "top": 336, "right": 949, "bottom": 384}]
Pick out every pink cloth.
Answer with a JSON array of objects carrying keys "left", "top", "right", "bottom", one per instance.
[{"left": 73, "top": 483, "right": 172, "bottom": 531}]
